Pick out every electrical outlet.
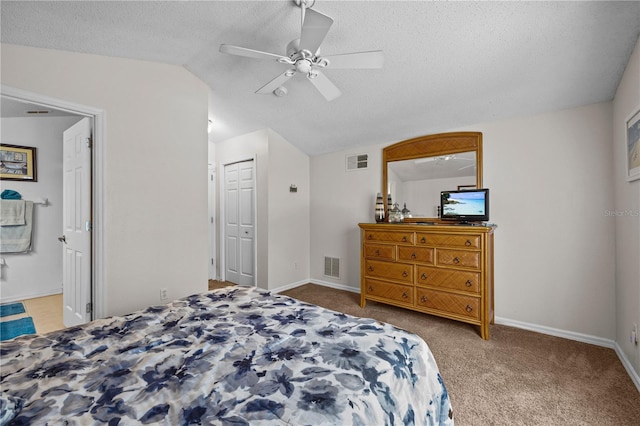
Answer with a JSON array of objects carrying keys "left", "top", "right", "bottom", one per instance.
[
  {"left": 632, "top": 323, "right": 638, "bottom": 346},
  {"left": 160, "top": 288, "right": 168, "bottom": 301}
]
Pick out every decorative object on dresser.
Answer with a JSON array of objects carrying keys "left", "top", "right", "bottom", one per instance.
[
  {"left": 374, "top": 192, "right": 385, "bottom": 222},
  {"left": 359, "top": 222, "right": 495, "bottom": 339}
]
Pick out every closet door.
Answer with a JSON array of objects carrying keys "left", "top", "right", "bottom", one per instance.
[{"left": 224, "top": 160, "right": 255, "bottom": 286}]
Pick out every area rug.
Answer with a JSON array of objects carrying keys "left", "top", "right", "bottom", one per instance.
[
  {"left": 0, "top": 302, "right": 25, "bottom": 318},
  {"left": 0, "top": 317, "right": 36, "bottom": 341}
]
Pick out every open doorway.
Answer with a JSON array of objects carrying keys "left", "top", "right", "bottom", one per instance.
[{"left": 1, "top": 86, "right": 106, "bottom": 328}]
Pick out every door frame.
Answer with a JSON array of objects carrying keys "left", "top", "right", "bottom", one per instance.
[
  {"left": 1, "top": 85, "right": 106, "bottom": 320},
  {"left": 219, "top": 156, "right": 257, "bottom": 286}
]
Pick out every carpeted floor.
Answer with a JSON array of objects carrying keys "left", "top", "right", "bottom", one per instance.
[{"left": 281, "top": 284, "right": 640, "bottom": 426}]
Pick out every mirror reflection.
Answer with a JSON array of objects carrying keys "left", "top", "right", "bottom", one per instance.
[{"left": 387, "top": 151, "right": 477, "bottom": 217}]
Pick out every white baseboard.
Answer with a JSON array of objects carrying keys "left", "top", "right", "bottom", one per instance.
[
  {"left": 1, "top": 288, "right": 62, "bottom": 304},
  {"left": 308, "top": 278, "right": 360, "bottom": 294},
  {"left": 269, "top": 279, "right": 314, "bottom": 294},
  {"left": 269, "top": 278, "right": 360, "bottom": 295},
  {"left": 614, "top": 342, "right": 640, "bottom": 392},
  {"left": 496, "top": 316, "right": 640, "bottom": 392},
  {"left": 494, "top": 316, "right": 616, "bottom": 348}
]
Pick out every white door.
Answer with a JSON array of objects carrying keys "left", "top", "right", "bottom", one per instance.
[
  {"left": 224, "top": 160, "right": 255, "bottom": 286},
  {"left": 62, "top": 117, "right": 92, "bottom": 327}
]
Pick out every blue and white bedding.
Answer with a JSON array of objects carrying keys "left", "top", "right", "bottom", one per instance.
[{"left": 0, "top": 286, "right": 453, "bottom": 425}]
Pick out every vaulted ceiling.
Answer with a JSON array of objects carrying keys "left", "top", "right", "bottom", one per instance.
[{"left": 2, "top": 1, "right": 639, "bottom": 156}]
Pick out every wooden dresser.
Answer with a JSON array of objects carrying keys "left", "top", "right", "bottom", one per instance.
[{"left": 359, "top": 222, "right": 496, "bottom": 339}]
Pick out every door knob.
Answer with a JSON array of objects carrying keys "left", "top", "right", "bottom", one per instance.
[{"left": 58, "top": 235, "right": 66, "bottom": 244}]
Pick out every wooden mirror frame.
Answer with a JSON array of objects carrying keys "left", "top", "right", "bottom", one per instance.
[{"left": 382, "top": 131, "right": 483, "bottom": 223}]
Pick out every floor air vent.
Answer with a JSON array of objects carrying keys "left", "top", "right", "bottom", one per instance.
[
  {"left": 324, "top": 256, "right": 340, "bottom": 279},
  {"left": 346, "top": 154, "right": 368, "bottom": 171}
]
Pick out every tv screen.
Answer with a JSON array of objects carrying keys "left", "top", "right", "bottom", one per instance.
[{"left": 440, "top": 188, "right": 489, "bottom": 222}]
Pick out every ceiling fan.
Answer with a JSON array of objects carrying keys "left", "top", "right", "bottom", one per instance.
[{"left": 219, "top": 0, "right": 383, "bottom": 101}]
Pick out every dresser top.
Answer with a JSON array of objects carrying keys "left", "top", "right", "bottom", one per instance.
[{"left": 359, "top": 222, "right": 497, "bottom": 233}]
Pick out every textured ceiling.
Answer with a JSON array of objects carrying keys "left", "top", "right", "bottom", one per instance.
[{"left": 2, "top": 1, "right": 639, "bottom": 156}]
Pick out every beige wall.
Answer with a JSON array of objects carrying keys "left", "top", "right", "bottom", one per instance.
[
  {"left": 1, "top": 44, "right": 210, "bottom": 316},
  {"left": 613, "top": 38, "right": 640, "bottom": 377},
  {"left": 310, "top": 101, "right": 616, "bottom": 340},
  {"left": 267, "top": 129, "right": 310, "bottom": 289}
]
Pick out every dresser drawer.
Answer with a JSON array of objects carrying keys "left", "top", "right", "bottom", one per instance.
[
  {"left": 364, "top": 230, "right": 414, "bottom": 245},
  {"left": 417, "top": 233, "right": 480, "bottom": 249},
  {"left": 416, "top": 288, "right": 480, "bottom": 320},
  {"left": 397, "top": 246, "right": 434, "bottom": 264},
  {"left": 364, "top": 259, "right": 413, "bottom": 283},
  {"left": 364, "top": 279, "right": 413, "bottom": 305},
  {"left": 364, "top": 243, "right": 395, "bottom": 260},
  {"left": 437, "top": 249, "right": 481, "bottom": 269},
  {"left": 416, "top": 266, "right": 480, "bottom": 293}
]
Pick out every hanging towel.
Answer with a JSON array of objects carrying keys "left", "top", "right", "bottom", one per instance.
[
  {"left": 0, "top": 200, "right": 26, "bottom": 225},
  {"left": 0, "top": 201, "right": 33, "bottom": 253},
  {"left": 0, "top": 190, "right": 22, "bottom": 200}
]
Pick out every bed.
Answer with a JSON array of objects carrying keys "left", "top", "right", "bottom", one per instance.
[{"left": 1, "top": 286, "right": 453, "bottom": 425}]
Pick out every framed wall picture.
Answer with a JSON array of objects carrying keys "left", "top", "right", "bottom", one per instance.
[
  {"left": 0, "top": 144, "right": 37, "bottom": 182},
  {"left": 626, "top": 105, "right": 640, "bottom": 182}
]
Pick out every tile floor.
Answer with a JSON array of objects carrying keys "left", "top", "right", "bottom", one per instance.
[{"left": 1, "top": 294, "right": 66, "bottom": 336}]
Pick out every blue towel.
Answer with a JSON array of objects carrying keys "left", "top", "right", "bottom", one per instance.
[{"left": 0, "top": 190, "right": 22, "bottom": 200}]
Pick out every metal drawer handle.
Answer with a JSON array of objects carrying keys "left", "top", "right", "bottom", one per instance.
[
  {"left": 402, "top": 271, "right": 408, "bottom": 277},
  {"left": 368, "top": 266, "right": 374, "bottom": 271},
  {"left": 368, "top": 286, "right": 373, "bottom": 292},
  {"left": 402, "top": 292, "right": 408, "bottom": 299},
  {"left": 420, "top": 237, "right": 426, "bottom": 243},
  {"left": 368, "top": 234, "right": 373, "bottom": 240},
  {"left": 421, "top": 295, "right": 428, "bottom": 303},
  {"left": 466, "top": 305, "right": 473, "bottom": 312},
  {"left": 465, "top": 240, "right": 472, "bottom": 246},
  {"left": 411, "top": 252, "right": 417, "bottom": 259},
  {"left": 466, "top": 280, "right": 472, "bottom": 287},
  {"left": 402, "top": 236, "right": 408, "bottom": 242},
  {"left": 421, "top": 273, "right": 428, "bottom": 280},
  {"left": 375, "top": 250, "right": 380, "bottom": 256},
  {"left": 453, "top": 257, "right": 460, "bottom": 264}
]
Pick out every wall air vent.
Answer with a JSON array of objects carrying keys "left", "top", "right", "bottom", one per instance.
[
  {"left": 324, "top": 256, "right": 340, "bottom": 279},
  {"left": 346, "top": 153, "right": 368, "bottom": 171}
]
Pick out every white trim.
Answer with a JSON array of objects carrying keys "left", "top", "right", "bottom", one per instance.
[
  {"left": 494, "top": 316, "right": 616, "bottom": 348},
  {"left": 496, "top": 316, "right": 640, "bottom": 392},
  {"left": 269, "top": 279, "right": 312, "bottom": 294},
  {"left": 614, "top": 342, "right": 640, "bottom": 392},
  {"left": 1, "top": 85, "right": 106, "bottom": 320},
  {"left": 0, "top": 289, "right": 62, "bottom": 304},
  {"left": 309, "top": 278, "right": 359, "bottom": 294}
]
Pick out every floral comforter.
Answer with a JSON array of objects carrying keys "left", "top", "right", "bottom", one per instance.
[{"left": 1, "top": 286, "right": 453, "bottom": 425}]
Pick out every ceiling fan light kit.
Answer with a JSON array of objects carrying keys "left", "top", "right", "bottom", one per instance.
[{"left": 219, "top": 0, "right": 383, "bottom": 101}]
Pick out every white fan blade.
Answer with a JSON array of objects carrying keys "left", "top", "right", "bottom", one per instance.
[
  {"left": 220, "top": 44, "right": 286, "bottom": 62},
  {"left": 299, "top": 8, "right": 333, "bottom": 55},
  {"left": 323, "top": 50, "right": 384, "bottom": 69},
  {"left": 256, "top": 70, "right": 296, "bottom": 94},
  {"left": 308, "top": 70, "right": 341, "bottom": 101}
]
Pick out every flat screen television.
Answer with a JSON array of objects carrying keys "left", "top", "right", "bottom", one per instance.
[{"left": 440, "top": 188, "right": 489, "bottom": 222}]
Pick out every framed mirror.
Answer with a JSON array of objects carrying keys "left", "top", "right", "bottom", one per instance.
[{"left": 383, "top": 132, "right": 483, "bottom": 222}]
